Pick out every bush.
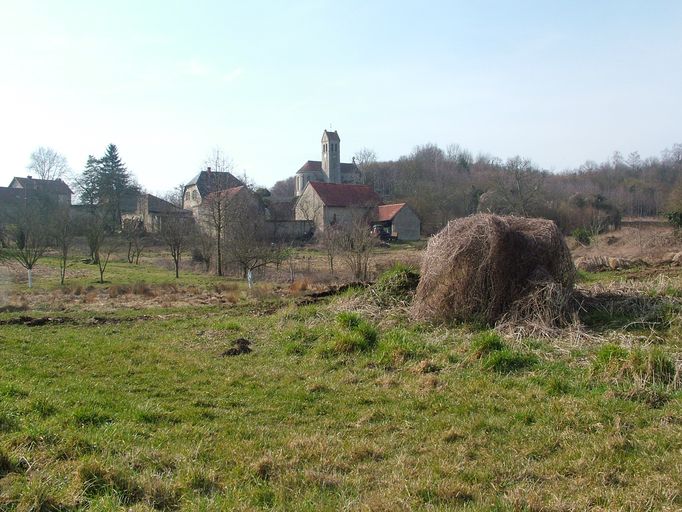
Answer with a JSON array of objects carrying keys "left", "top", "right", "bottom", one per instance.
[
  {"left": 572, "top": 227, "right": 591, "bottom": 245},
  {"left": 668, "top": 211, "right": 682, "bottom": 229},
  {"left": 373, "top": 263, "right": 420, "bottom": 305}
]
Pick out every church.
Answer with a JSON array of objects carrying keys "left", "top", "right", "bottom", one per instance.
[
  {"left": 294, "top": 130, "right": 421, "bottom": 240},
  {"left": 294, "top": 130, "right": 361, "bottom": 196}
]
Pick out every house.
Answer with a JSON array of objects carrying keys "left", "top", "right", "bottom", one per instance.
[
  {"left": 183, "top": 168, "right": 244, "bottom": 217},
  {"left": 294, "top": 130, "right": 361, "bottom": 196},
  {"left": 0, "top": 176, "right": 73, "bottom": 234},
  {"left": 2, "top": 176, "right": 72, "bottom": 206},
  {"left": 372, "top": 203, "right": 421, "bottom": 241},
  {"left": 120, "top": 193, "right": 192, "bottom": 233},
  {"left": 295, "top": 181, "right": 382, "bottom": 233}
]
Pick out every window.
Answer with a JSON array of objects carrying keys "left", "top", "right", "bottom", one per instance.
[
  {"left": 191, "top": 190, "right": 198, "bottom": 200},
  {"left": 184, "top": 191, "right": 189, "bottom": 201}
]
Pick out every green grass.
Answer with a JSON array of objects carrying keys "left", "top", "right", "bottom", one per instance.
[{"left": 1, "top": 261, "right": 681, "bottom": 510}]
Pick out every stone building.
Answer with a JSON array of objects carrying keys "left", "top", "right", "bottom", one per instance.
[
  {"left": 294, "top": 130, "right": 361, "bottom": 196},
  {"left": 372, "top": 203, "right": 421, "bottom": 241},
  {"left": 183, "top": 168, "right": 244, "bottom": 217},
  {"left": 295, "top": 181, "right": 382, "bottom": 233},
  {"left": 3, "top": 176, "right": 72, "bottom": 205},
  {"left": 120, "top": 193, "right": 193, "bottom": 233}
]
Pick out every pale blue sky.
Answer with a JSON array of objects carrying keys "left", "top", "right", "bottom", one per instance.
[{"left": 1, "top": 1, "right": 681, "bottom": 193}]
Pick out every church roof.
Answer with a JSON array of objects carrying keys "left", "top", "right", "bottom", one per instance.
[
  {"left": 307, "top": 182, "right": 381, "bottom": 207},
  {"left": 186, "top": 170, "right": 244, "bottom": 197},
  {"left": 375, "top": 203, "right": 407, "bottom": 222},
  {"left": 322, "top": 130, "right": 340, "bottom": 142},
  {"left": 296, "top": 160, "right": 359, "bottom": 175}
]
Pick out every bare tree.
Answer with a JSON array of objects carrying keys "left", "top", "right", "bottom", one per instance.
[
  {"left": 353, "top": 147, "right": 377, "bottom": 183},
  {"left": 222, "top": 191, "right": 274, "bottom": 278},
  {"left": 51, "top": 206, "right": 74, "bottom": 285},
  {"left": 200, "top": 148, "right": 237, "bottom": 276},
  {"left": 163, "top": 183, "right": 186, "bottom": 208},
  {"left": 203, "top": 193, "right": 228, "bottom": 276},
  {"left": 7, "top": 201, "right": 50, "bottom": 288},
  {"left": 97, "top": 236, "right": 118, "bottom": 284},
  {"left": 321, "top": 225, "right": 343, "bottom": 276},
  {"left": 194, "top": 226, "right": 215, "bottom": 272},
  {"left": 122, "top": 219, "right": 145, "bottom": 264},
  {"left": 84, "top": 212, "right": 106, "bottom": 264},
  {"left": 27, "top": 147, "right": 70, "bottom": 180},
  {"left": 492, "top": 157, "right": 546, "bottom": 216},
  {"left": 160, "top": 214, "right": 195, "bottom": 278},
  {"left": 339, "top": 212, "right": 376, "bottom": 281}
]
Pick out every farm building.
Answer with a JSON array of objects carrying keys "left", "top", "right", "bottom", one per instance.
[
  {"left": 373, "top": 203, "right": 421, "bottom": 241},
  {"left": 295, "top": 181, "right": 421, "bottom": 240},
  {"left": 121, "top": 193, "right": 192, "bottom": 233}
]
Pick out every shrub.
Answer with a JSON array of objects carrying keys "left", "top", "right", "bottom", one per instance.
[
  {"left": 483, "top": 349, "right": 537, "bottom": 373},
  {"left": 572, "top": 227, "right": 591, "bottom": 245},
  {"left": 373, "top": 263, "right": 420, "bottom": 304}
]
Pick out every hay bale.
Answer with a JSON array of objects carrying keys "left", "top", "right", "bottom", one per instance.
[{"left": 412, "top": 214, "right": 575, "bottom": 325}]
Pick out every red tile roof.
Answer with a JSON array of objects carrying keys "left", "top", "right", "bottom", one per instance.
[
  {"left": 375, "top": 203, "right": 406, "bottom": 222},
  {"left": 308, "top": 182, "right": 381, "bottom": 207}
]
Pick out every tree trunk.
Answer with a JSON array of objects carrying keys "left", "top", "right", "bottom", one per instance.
[{"left": 27, "top": 268, "right": 32, "bottom": 288}]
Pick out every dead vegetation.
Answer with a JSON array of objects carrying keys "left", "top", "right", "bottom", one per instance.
[{"left": 413, "top": 214, "right": 576, "bottom": 327}]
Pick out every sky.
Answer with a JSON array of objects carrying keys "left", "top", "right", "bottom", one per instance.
[{"left": 1, "top": 0, "right": 681, "bottom": 195}]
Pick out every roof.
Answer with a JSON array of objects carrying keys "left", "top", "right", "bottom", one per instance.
[
  {"left": 9, "top": 177, "right": 72, "bottom": 195},
  {"left": 307, "top": 182, "right": 382, "bottom": 207},
  {"left": 120, "top": 192, "right": 191, "bottom": 215},
  {"left": 322, "top": 130, "right": 340, "bottom": 142},
  {"left": 210, "top": 186, "right": 245, "bottom": 201},
  {"left": 296, "top": 160, "right": 359, "bottom": 175},
  {"left": 146, "top": 194, "right": 190, "bottom": 214},
  {"left": 185, "top": 170, "right": 244, "bottom": 197},
  {"left": 375, "top": 203, "right": 406, "bottom": 222}
]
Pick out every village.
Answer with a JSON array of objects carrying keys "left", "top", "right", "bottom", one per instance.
[
  {"left": 0, "top": 130, "right": 420, "bottom": 251},
  {"left": 1, "top": 2, "right": 682, "bottom": 510}
]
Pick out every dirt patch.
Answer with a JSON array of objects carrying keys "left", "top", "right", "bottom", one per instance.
[
  {"left": 0, "top": 316, "right": 75, "bottom": 326},
  {"left": 221, "top": 338, "right": 253, "bottom": 356}
]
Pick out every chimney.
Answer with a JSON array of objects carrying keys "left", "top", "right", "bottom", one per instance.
[
  {"left": 206, "top": 167, "right": 211, "bottom": 172},
  {"left": 27, "top": 175, "right": 32, "bottom": 179}
]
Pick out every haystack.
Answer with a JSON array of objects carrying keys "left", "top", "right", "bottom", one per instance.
[{"left": 413, "top": 214, "right": 575, "bottom": 326}]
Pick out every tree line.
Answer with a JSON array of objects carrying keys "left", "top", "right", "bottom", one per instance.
[{"left": 271, "top": 142, "right": 682, "bottom": 235}]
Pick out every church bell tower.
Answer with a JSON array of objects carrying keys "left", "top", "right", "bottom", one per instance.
[{"left": 321, "top": 130, "right": 341, "bottom": 183}]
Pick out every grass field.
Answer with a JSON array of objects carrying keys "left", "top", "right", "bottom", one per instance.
[{"left": 1, "top": 250, "right": 681, "bottom": 511}]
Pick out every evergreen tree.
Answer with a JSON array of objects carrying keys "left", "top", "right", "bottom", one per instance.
[
  {"left": 77, "top": 145, "right": 137, "bottom": 230},
  {"left": 99, "top": 144, "right": 136, "bottom": 229},
  {"left": 78, "top": 155, "right": 101, "bottom": 210}
]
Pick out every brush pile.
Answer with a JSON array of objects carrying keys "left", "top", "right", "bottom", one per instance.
[{"left": 413, "top": 214, "right": 576, "bottom": 327}]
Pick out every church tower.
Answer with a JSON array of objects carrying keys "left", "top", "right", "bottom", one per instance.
[{"left": 321, "top": 130, "right": 341, "bottom": 183}]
